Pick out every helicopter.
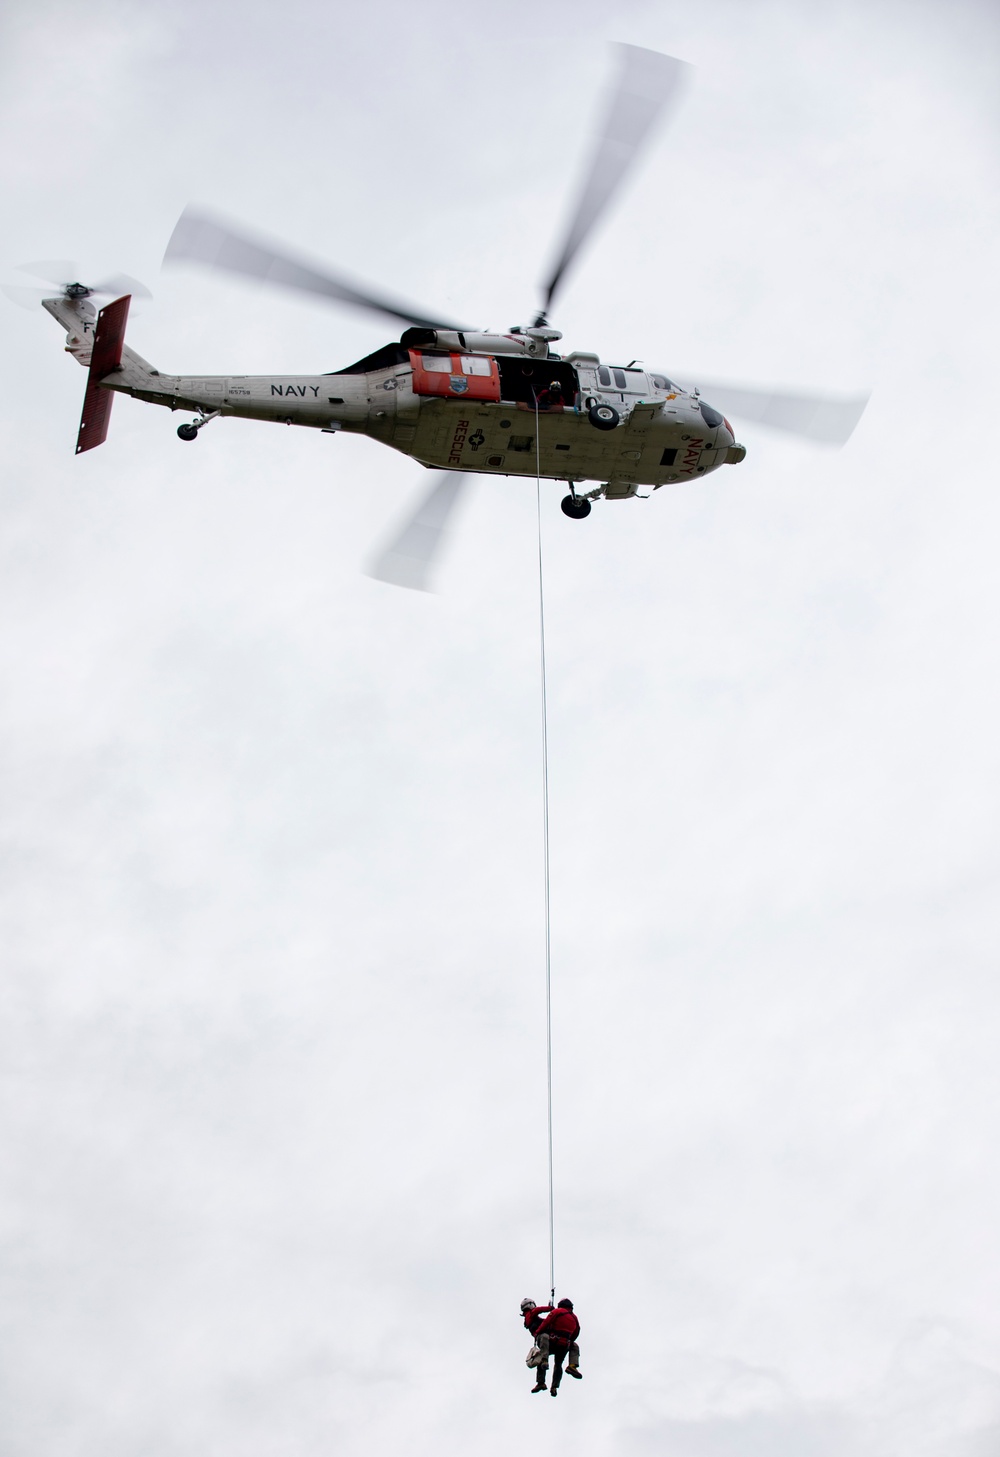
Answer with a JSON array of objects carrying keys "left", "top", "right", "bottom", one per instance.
[{"left": 20, "top": 44, "right": 868, "bottom": 590}]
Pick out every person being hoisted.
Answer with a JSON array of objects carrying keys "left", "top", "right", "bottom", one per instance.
[
  {"left": 521, "top": 1297, "right": 582, "bottom": 1395},
  {"left": 521, "top": 1298, "right": 546, "bottom": 1391}
]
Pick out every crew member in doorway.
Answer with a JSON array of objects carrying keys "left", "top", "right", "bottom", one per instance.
[
  {"left": 527, "top": 1298, "right": 582, "bottom": 1395},
  {"left": 534, "top": 379, "right": 564, "bottom": 411}
]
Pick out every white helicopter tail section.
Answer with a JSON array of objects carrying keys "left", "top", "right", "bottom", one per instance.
[{"left": 43, "top": 291, "right": 161, "bottom": 453}]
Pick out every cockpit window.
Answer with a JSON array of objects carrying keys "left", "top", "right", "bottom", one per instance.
[
  {"left": 606, "top": 367, "right": 647, "bottom": 391},
  {"left": 422, "top": 353, "right": 451, "bottom": 373},
  {"left": 651, "top": 374, "right": 677, "bottom": 391},
  {"left": 699, "top": 400, "right": 725, "bottom": 428}
]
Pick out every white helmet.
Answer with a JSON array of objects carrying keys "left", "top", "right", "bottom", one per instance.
[{"left": 520, "top": 1297, "right": 537, "bottom": 1312}]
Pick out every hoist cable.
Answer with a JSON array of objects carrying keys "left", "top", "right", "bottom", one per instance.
[{"left": 533, "top": 394, "right": 556, "bottom": 1305}]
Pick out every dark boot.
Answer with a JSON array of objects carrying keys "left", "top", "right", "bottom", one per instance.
[{"left": 551, "top": 1349, "right": 565, "bottom": 1394}]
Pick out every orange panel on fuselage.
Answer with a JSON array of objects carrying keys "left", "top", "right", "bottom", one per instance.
[{"left": 409, "top": 350, "right": 501, "bottom": 403}]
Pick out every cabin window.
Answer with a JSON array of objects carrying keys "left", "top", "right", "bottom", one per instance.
[
  {"left": 460, "top": 355, "right": 492, "bottom": 376},
  {"left": 597, "top": 366, "right": 611, "bottom": 387},
  {"left": 612, "top": 368, "right": 627, "bottom": 389},
  {"left": 422, "top": 354, "right": 451, "bottom": 373}
]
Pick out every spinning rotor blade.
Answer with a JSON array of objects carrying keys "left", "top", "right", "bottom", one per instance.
[
  {"left": 5, "top": 270, "right": 151, "bottom": 311},
  {"left": 540, "top": 45, "right": 691, "bottom": 320},
  {"left": 3, "top": 284, "right": 52, "bottom": 310},
  {"left": 165, "top": 207, "right": 463, "bottom": 331},
  {"left": 686, "top": 380, "right": 870, "bottom": 445},
  {"left": 90, "top": 273, "right": 151, "bottom": 301},
  {"left": 366, "top": 472, "right": 470, "bottom": 592},
  {"left": 18, "top": 259, "right": 80, "bottom": 286}
]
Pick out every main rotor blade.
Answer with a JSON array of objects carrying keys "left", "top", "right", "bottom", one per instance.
[
  {"left": 540, "top": 45, "right": 691, "bottom": 319},
  {"left": 164, "top": 207, "right": 463, "bottom": 331},
  {"left": 366, "top": 472, "right": 470, "bottom": 591},
  {"left": 685, "top": 379, "right": 870, "bottom": 445}
]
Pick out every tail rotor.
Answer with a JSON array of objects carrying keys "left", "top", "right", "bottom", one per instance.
[{"left": 3, "top": 263, "right": 151, "bottom": 311}]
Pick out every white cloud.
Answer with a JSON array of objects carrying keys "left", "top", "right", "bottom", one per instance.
[{"left": 1, "top": 1, "right": 999, "bottom": 1452}]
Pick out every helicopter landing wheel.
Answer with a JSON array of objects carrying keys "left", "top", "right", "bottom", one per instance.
[
  {"left": 177, "top": 423, "right": 199, "bottom": 442},
  {"left": 561, "top": 494, "right": 591, "bottom": 520},
  {"left": 587, "top": 403, "right": 620, "bottom": 431}
]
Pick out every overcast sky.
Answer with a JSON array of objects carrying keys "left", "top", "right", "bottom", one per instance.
[{"left": 2, "top": 2, "right": 1000, "bottom": 1453}]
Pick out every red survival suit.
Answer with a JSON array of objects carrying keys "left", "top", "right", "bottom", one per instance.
[
  {"left": 529, "top": 1304, "right": 581, "bottom": 1392},
  {"left": 533, "top": 1306, "right": 581, "bottom": 1344}
]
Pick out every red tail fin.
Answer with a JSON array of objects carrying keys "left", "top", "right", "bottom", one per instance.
[{"left": 75, "top": 294, "right": 131, "bottom": 454}]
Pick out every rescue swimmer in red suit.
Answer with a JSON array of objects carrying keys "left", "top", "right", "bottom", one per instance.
[
  {"left": 520, "top": 1297, "right": 582, "bottom": 1395},
  {"left": 534, "top": 379, "right": 565, "bottom": 411}
]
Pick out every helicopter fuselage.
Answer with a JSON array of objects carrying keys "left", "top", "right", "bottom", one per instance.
[{"left": 45, "top": 294, "right": 746, "bottom": 496}]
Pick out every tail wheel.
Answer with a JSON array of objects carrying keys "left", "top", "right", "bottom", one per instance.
[
  {"left": 561, "top": 494, "right": 591, "bottom": 519},
  {"left": 587, "top": 403, "right": 620, "bottom": 431}
]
